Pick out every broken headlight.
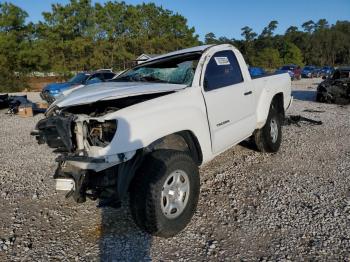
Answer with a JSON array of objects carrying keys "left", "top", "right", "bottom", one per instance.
[{"left": 85, "top": 120, "right": 117, "bottom": 147}]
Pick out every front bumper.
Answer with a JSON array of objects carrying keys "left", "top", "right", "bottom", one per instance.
[
  {"left": 32, "top": 112, "right": 141, "bottom": 206},
  {"left": 54, "top": 150, "right": 141, "bottom": 205},
  {"left": 55, "top": 151, "right": 136, "bottom": 172}
]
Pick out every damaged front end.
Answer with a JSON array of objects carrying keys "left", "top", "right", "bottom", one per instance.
[
  {"left": 31, "top": 72, "right": 187, "bottom": 207},
  {"left": 31, "top": 104, "right": 141, "bottom": 208}
]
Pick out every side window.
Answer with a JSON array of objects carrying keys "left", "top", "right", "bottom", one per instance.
[
  {"left": 204, "top": 50, "right": 243, "bottom": 91},
  {"left": 103, "top": 73, "right": 115, "bottom": 80},
  {"left": 93, "top": 73, "right": 104, "bottom": 80}
]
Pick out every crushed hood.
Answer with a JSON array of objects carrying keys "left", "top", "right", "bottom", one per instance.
[{"left": 53, "top": 81, "right": 187, "bottom": 108}]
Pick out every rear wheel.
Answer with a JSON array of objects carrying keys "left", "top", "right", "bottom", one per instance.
[
  {"left": 253, "top": 105, "right": 282, "bottom": 153},
  {"left": 129, "top": 150, "right": 200, "bottom": 237}
]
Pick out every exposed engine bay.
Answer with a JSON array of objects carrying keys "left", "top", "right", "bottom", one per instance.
[{"left": 35, "top": 92, "right": 172, "bottom": 152}]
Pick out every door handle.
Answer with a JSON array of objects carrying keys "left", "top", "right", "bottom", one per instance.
[{"left": 244, "top": 91, "right": 252, "bottom": 96}]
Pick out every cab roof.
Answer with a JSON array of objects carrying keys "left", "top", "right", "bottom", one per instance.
[{"left": 146, "top": 45, "right": 214, "bottom": 63}]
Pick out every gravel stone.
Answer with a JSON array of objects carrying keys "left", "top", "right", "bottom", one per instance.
[{"left": 0, "top": 80, "right": 349, "bottom": 261}]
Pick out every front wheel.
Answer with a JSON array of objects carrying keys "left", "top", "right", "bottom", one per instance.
[
  {"left": 129, "top": 150, "right": 200, "bottom": 237},
  {"left": 253, "top": 105, "right": 282, "bottom": 153}
]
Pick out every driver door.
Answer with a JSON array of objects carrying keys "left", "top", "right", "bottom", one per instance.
[{"left": 201, "top": 49, "right": 255, "bottom": 154}]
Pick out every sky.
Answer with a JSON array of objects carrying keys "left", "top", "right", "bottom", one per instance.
[{"left": 6, "top": 0, "right": 350, "bottom": 40}]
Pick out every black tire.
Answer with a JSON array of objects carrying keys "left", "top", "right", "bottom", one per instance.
[
  {"left": 253, "top": 104, "right": 282, "bottom": 153},
  {"left": 129, "top": 150, "right": 200, "bottom": 237}
]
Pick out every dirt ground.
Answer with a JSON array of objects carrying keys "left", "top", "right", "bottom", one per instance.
[
  {"left": 27, "top": 76, "right": 65, "bottom": 91},
  {"left": 0, "top": 78, "right": 349, "bottom": 261}
]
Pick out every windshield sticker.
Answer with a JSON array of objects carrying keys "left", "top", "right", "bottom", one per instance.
[{"left": 214, "top": 57, "right": 230, "bottom": 66}]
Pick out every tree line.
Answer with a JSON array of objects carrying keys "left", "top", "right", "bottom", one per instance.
[
  {"left": 205, "top": 19, "right": 350, "bottom": 70},
  {"left": 0, "top": 0, "right": 349, "bottom": 92},
  {"left": 0, "top": 0, "right": 200, "bottom": 91}
]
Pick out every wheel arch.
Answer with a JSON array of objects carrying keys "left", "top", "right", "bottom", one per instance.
[
  {"left": 146, "top": 130, "right": 203, "bottom": 166},
  {"left": 256, "top": 92, "right": 285, "bottom": 128},
  {"left": 272, "top": 92, "right": 285, "bottom": 120},
  {"left": 253, "top": 93, "right": 284, "bottom": 153}
]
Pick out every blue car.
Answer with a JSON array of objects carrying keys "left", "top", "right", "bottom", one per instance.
[
  {"left": 248, "top": 67, "right": 266, "bottom": 78},
  {"left": 313, "top": 67, "right": 323, "bottom": 77},
  {"left": 320, "top": 66, "right": 334, "bottom": 78},
  {"left": 301, "top": 65, "right": 317, "bottom": 78},
  {"left": 40, "top": 70, "right": 116, "bottom": 103}
]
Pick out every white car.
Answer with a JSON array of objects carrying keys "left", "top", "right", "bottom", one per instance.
[{"left": 32, "top": 44, "right": 292, "bottom": 237}]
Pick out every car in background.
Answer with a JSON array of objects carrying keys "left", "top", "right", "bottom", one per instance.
[
  {"left": 248, "top": 67, "right": 266, "bottom": 78},
  {"left": 301, "top": 65, "right": 318, "bottom": 78},
  {"left": 276, "top": 65, "right": 301, "bottom": 80},
  {"left": 312, "top": 67, "right": 323, "bottom": 78},
  {"left": 316, "top": 66, "right": 350, "bottom": 104},
  {"left": 41, "top": 70, "right": 116, "bottom": 103},
  {"left": 320, "top": 66, "right": 334, "bottom": 78}
]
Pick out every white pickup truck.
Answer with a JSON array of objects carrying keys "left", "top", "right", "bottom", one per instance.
[{"left": 32, "top": 44, "right": 292, "bottom": 237}]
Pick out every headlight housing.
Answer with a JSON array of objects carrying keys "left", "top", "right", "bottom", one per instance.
[{"left": 84, "top": 120, "right": 117, "bottom": 147}]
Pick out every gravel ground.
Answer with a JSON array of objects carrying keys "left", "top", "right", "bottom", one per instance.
[{"left": 0, "top": 78, "right": 349, "bottom": 261}]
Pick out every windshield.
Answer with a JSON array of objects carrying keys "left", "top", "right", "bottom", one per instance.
[
  {"left": 68, "top": 73, "right": 89, "bottom": 84},
  {"left": 249, "top": 67, "right": 265, "bottom": 76},
  {"left": 304, "top": 66, "right": 314, "bottom": 70},
  {"left": 114, "top": 53, "right": 201, "bottom": 85}
]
